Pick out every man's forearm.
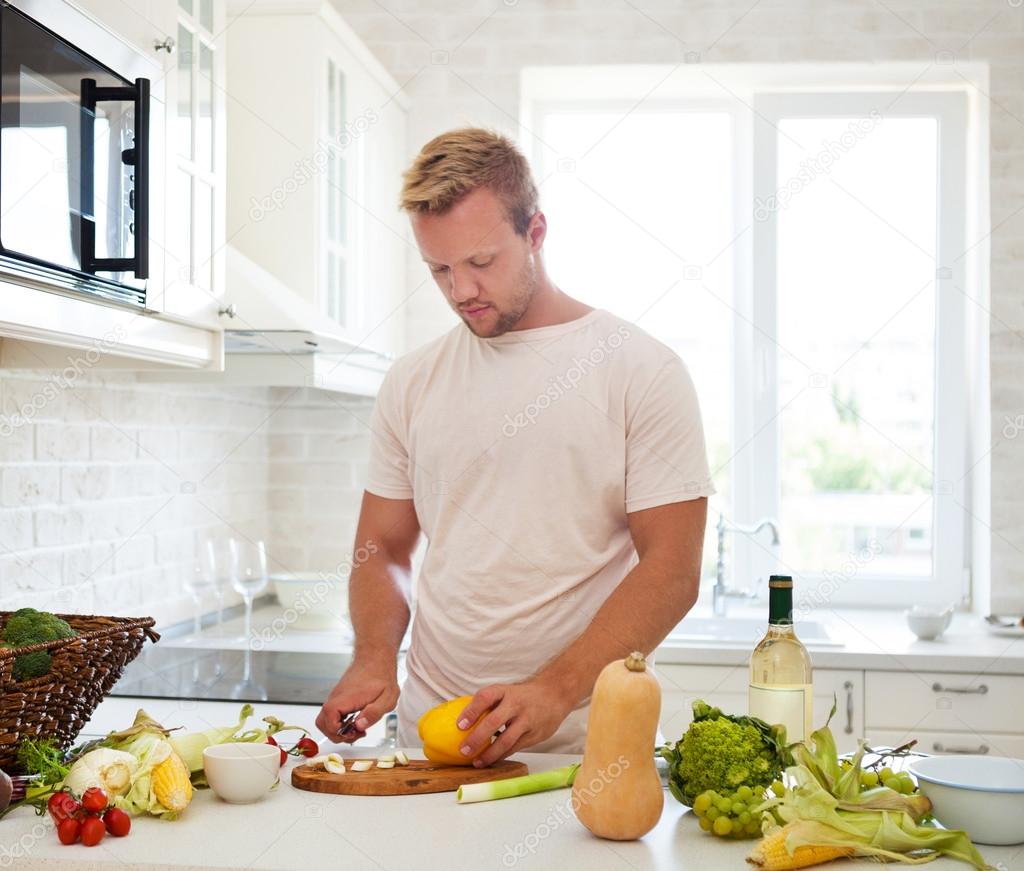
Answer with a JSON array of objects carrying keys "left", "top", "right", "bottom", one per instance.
[
  {"left": 349, "top": 551, "right": 412, "bottom": 671},
  {"left": 534, "top": 556, "right": 699, "bottom": 702}
]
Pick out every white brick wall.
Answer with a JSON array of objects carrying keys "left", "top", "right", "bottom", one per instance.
[
  {"left": 0, "top": 373, "right": 275, "bottom": 626},
  {"left": 332, "top": 0, "right": 1024, "bottom": 612},
  {"left": 0, "top": 372, "right": 383, "bottom": 628}
]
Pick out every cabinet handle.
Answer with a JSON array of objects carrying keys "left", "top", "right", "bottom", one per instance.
[
  {"left": 843, "top": 680, "right": 854, "bottom": 735},
  {"left": 932, "top": 742, "right": 989, "bottom": 755},
  {"left": 931, "top": 682, "right": 987, "bottom": 695}
]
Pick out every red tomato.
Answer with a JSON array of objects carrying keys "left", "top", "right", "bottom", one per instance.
[
  {"left": 81, "top": 787, "right": 108, "bottom": 814},
  {"left": 47, "top": 792, "right": 79, "bottom": 825},
  {"left": 266, "top": 736, "right": 286, "bottom": 766},
  {"left": 103, "top": 807, "right": 131, "bottom": 837},
  {"left": 80, "top": 816, "right": 106, "bottom": 847},
  {"left": 57, "top": 818, "right": 81, "bottom": 845},
  {"left": 295, "top": 737, "right": 318, "bottom": 758}
]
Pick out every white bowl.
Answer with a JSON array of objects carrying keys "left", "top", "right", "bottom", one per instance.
[
  {"left": 909, "top": 754, "right": 1024, "bottom": 845},
  {"left": 203, "top": 742, "right": 281, "bottom": 803},
  {"left": 905, "top": 606, "right": 954, "bottom": 640},
  {"left": 271, "top": 572, "right": 349, "bottom": 632}
]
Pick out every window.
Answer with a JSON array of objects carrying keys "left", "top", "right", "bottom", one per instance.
[
  {"left": 522, "top": 68, "right": 974, "bottom": 608},
  {"left": 175, "top": 0, "right": 218, "bottom": 292}
]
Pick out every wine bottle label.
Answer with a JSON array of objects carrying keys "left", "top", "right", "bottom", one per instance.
[{"left": 748, "top": 683, "right": 808, "bottom": 743}]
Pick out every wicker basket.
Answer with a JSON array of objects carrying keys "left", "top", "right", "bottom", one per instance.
[{"left": 0, "top": 612, "right": 160, "bottom": 774}]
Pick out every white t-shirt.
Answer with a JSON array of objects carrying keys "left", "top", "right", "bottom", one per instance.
[{"left": 365, "top": 307, "right": 715, "bottom": 752}]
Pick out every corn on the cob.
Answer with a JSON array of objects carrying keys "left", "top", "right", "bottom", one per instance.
[
  {"left": 152, "top": 750, "right": 193, "bottom": 812},
  {"left": 747, "top": 825, "right": 854, "bottom": 870}
]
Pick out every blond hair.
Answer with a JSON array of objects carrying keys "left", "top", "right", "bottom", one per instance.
[{"left": 399, "top": 127, "right": 538, "bottom": 236}]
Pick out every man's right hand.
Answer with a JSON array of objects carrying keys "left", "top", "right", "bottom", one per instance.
[{"left": 315, "top": 659, "right": 400, "bottom": 743}]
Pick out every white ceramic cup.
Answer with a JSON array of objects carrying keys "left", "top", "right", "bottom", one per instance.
[
  {"left": 203, "top": 742, "right": 280, "bottom": 803},
  {"left": 906, "top": 604, "right": 954, "bottom": 640}
]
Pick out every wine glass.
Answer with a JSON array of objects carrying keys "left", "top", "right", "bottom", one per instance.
[
  {"left": 183, "top": 533, "right": 220, "bottom": 641},
  {"left": 227, "top": 538, "right": 268, "bottom": 698},
  {"left": 228, "top": 537, "right": 268, "bottom": 647}
]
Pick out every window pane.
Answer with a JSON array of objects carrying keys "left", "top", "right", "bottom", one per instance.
[
  {"left": 176, "top": 25, "right": 192, "bottom": 159},
  {"left": 195, "top": 179, "right": 213, "bottom": 291},
  {"left": 775, "top": 116, "right": 937, "bottom": 579},
  {"left": 538, "top": 110, "right": 734, "bottom": 581},
  {"left": 199, "top": 0, "right": 213, "bottom": 32},
  {"left": 174, "top": 169, "right": 193, "bottom": 284},
  {"left": 178, "top": 0, "right": 192, "bottom": 14},
  {"left": 196, "top": 42, "right": 213, "bottom": 172},
  {"left": 327, "top": 253, "right": 346, "bottom": 325}
]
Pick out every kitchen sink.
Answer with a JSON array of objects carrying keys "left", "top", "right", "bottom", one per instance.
[{"left": 667, "top": 616, "right": 843, "bottom": 647}]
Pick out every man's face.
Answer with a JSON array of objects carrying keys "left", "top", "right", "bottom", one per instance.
[{"left": 411, "top": 186, "right": 542, "bottom": 338}]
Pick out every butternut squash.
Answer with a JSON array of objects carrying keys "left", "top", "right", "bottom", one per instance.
[{"left": 572, "top": 651, "right": 663, "bottom": 840}]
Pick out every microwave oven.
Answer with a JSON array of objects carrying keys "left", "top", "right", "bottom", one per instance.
[{"left": 0, "top": 0, "right": 163, "bottom": 307}]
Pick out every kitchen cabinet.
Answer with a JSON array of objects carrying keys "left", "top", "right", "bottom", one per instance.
[
  {"left": 0, "top": 0, "right": 222, "bottom": 369},
  {"left": 74, "top": 0, "right": 225, "bottom": 332},
  {"left": 864, "top": 670, "right": 1024, "bottom": 758},
  {"left": 654, "top": 664, "right": 864, "bottom": 753},
  {"left": 224, "top": 0, "right": 410, "bottom": 358}
]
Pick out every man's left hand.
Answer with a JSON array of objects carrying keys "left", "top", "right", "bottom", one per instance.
[{"left": 455, "top": 678, "right": 575, "bottom": 767}]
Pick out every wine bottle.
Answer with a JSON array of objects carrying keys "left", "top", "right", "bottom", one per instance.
[{"left": 748, "top": 575, "right": 813, "bottom": 743}]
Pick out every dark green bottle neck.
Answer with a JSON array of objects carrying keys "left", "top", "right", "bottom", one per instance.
[{"left": 768, "top": 584, "right": 793, "bottom": 626}]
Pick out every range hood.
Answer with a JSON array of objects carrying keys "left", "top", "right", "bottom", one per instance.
[
  {"left": 147, "top": 245, "right": 392, "bottom": 396},
  {"left": 223, "top": 245, "right": 390, "bottom": 365}
]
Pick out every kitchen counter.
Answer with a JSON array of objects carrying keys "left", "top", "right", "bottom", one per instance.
[
  {"left": 5, "top": 750, "right": 1021, "bottom": 871},
  {"left": 658, "top": 607, "right": 1024, "bottom": 675}
]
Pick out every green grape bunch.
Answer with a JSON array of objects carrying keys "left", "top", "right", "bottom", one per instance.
[{"left": 689, "top": 781, "right": 786, "bottom": 839}]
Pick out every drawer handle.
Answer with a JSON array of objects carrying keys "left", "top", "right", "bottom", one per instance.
[
  {"left": 843, "top": 680, "right": 854, "bottom": 735},
  {"left": 931, "top": 682, "right": 987, "bottom": 695},
  {"left": 932, "top": 742, "right": 989, "bottom": 755}
]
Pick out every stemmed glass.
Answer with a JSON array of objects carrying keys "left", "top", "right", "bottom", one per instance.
[
  {"left": 228, "top": 538, "right": 268, "bottom": 698},
  {"left": 184, "top": 534, "right": 219, "bottom": 642}
]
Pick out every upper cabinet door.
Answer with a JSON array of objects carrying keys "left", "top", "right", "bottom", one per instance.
[
  {"left": 225, "top": 2, "right": 408, "bottom": 359},
  {"left": 160, "top": 0, "right": 225, "bottom": 327}
]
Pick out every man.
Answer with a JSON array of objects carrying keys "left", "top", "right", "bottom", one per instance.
[{"left": 316, "top": 127, "right": 713, "bottom": 765}]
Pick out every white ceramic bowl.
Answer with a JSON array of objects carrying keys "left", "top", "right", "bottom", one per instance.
[
  {"left": 905, "top": 605, "right": 954, "bottom": 640},
  {"left": 203, "top": 742, "right": 281, "bottom": 803},
  {"left": 271, "top": 572, "right": 349, "bottom": 632},
  {"left": 908, "top": 754, "right": 1024, "bottom": 845}
]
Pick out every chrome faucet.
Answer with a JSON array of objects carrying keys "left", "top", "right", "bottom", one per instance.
[{"left": 713, "top": 513, "right": 780, "bottom": 617}]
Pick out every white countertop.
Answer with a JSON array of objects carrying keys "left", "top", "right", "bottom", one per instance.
[
  {"left": 657, "top": 607, "right": 1024, "bottom": 675},
  {"left": 5, "top": 749, "right": 1021, "bottom": 871}
]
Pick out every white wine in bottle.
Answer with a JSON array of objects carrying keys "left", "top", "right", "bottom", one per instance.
[{"left": 748, "top": 575, "right": 813, "bottom": 743}]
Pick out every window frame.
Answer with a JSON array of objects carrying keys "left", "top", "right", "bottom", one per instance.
[{"left": 521, "top": 68, "right": 975, "bottom": 610}]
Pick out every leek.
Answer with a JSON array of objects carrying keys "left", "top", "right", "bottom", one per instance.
[{"left": 456, "top": 763, "right": 580, "bottom": 804}]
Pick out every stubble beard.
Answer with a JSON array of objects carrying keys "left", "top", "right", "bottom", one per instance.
[{"left": 465, "top": 254, "right": 538, "bottom": 338}]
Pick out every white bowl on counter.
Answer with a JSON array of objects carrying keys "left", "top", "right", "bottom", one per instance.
[
  {"left": 908, "top": 754, "right": 1024, "bottom": 845},
  {"left": 271, "top": 571, "right": 349, "bottom": 632},
  {"left": 905, "top": 605, "right": 954, "bottom": 640},
  {"left": 203, "top": 742, "right": 281, "bottom": 803}
]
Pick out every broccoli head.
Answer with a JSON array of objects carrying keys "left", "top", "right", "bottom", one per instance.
[
  {"left": 11, "top": 650, "right": 52, "bottom": 682},
  {"left": 2, "top": 608, "right": 75, "bottom": 647},
  {"left": 658, "top": 700, "right": 790, "bottom": 807},
  {"left": 1, "top": 608, "right": 75, "bottom": 682}
]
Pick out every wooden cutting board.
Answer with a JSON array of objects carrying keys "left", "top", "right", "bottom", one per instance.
[{"left": 291, "top": 758, "right": 529, "bottom": 796}]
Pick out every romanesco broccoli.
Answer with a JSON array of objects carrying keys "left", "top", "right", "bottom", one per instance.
[{"left": 658, "top": 700, "right": 790, "bottom": 807}]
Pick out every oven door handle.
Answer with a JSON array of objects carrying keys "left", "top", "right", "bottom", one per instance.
[{"left": 80, "top": 76, "right": 150, "bottom": 280}]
